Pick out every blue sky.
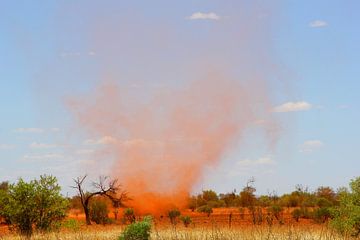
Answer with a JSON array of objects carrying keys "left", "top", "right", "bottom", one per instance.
[{"left": 0, "top": 1, "right": 359, "bottom": 196}]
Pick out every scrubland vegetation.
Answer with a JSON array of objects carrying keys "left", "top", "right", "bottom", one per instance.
[{"left": 0, "top": 175, "right": 359, "bottom": 239}]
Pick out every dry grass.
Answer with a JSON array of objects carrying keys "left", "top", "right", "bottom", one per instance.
[{"left": 0, "top": 225, "right": 349, "bottom": 240}]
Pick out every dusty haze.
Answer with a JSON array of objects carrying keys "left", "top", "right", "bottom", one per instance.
[{"left": 67, "top": 2, "right": 281, "bottom": 214}]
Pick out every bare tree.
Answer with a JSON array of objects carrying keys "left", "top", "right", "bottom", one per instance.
[{"left": 72, "top": 175, "right": 128, "bottom": 225}]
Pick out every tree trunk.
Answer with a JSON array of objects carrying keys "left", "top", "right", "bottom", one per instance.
[{"left": 84, "top": 205, "right": 91, "bottom": 225}]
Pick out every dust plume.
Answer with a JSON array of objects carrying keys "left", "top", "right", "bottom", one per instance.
[
  {"left": 69, "top": 73, "right": 277, "bottom": 214},
  {"left": 66, "top": 1, "right": 281, "bottom": 214}
]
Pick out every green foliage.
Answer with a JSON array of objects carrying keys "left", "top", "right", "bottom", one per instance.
[
  {"left": 268, "top": 205, "right": 283, "bottom": 220},
  {"left": 0, "top": 181, "right": 9, "bottom": 191},
  {"left": 201, "top": 190, "right": 219, "bottom": 202},
  {"left": 207, "top": 200, "right": 225, "bottom": 208},
  {"left": 219, "top": 192, "right": 238, "bottom": 207},
  {"left": 279, "top": 194, "right": 299, "bottom": 208},
  {"left": 197, "top": 205, "right": 213, "bottom": 217},
  {"left": 188, "top": 196, "right": 197, "bottom": 211},
  {"left": 239, "top": 188, "right": 256, "bottom": 207},
  {"left": 167, "top": 209, "right": 181, "bottom": 225},
  {"left": 330, "top": 177, "right": 360, "bottom": 237},
  {"left": 179, "top": 215, "right": 192, "bottom": 227},
  {"left": 316, "top": 186, "right": 336, "bottom": 202},
  {"left": 239, "top": 179, "right": 257, "bottom": 208},
  {"left": 291, "top": 207, "right": 312, "bottom": 222},
  {"left": 90, "top": 199, "right": 110, "bottom": 225},
  {"left": 291, "top": 209, "right": 302, "bottom": 222},
  {"left": 317, "top": 197, "right": 333, "bottom": 208},
  {"left": 119, "top": 216, "right": 152, "bottom": 240},
  {"left": 258, "top": 195, "right": 272, "bottom": 207},
  {"left": 0, "top": 175, "right": 68, "bottom": 237},
  {"left": 312, "top": 207, "right": 331, "bottom": 223},
  {"left": 124, "top": 208, "right": 136, "bottom": 224},
  {"left": 62, "top": 219, "right": 81, "bottom": 231}
]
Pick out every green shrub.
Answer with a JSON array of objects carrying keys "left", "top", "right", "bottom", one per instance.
[
  {"left": 197, "top": 205, "right": 213, "bottom": 217},
  {"left": 119, "top": 216, "right": 152, "bottom": 240},
  {"left": 90, "top": 200, "right": 109, "bottom": 225},
  {"left": 330, "top": 177, "right": 360, "bottom": 237},
  {"left": 207, "top": 200, "right": 226, "bottom": 208},
  {"left": 317, "top": 197, "right": 333, "bottom": 208},
  {"left": 124, "top": 208, "right": 136, "bottom": 224},
  {"left": 312, "top": 207, "right": 331, "bottom": 223},
  {"left": 268, "top": 205, "right": 283, "bottom": 220},
  {"left": 167, "top": 209, "right": 181, "bottom": 225},
  {"left": 180, "top": 215, "right": 192, "bottom": 227},
  {"left": 291, "top": 207, "right": 312, "bottom": 222},
  {"left": 62, "top": 219, "right": 81, "bottom": 231},
  {"left": 0, "top": 175, "right": 68, "bottom": 237},
  {"left": 291, "top": 209, "right": 302, "bottom": 222}
]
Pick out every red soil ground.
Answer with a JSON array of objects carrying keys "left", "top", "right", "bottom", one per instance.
[{"left": 0, "top": 207, "right": 321, "bottom": 236}]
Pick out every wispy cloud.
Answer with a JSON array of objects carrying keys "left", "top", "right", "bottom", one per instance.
[
  {"left": 299, "top": 140, "right": 324, "bottom": 153},
  {"left": 0, "top": 144, "right": 15, "bottom": 150},
  {"left": 226, "top": 155, "right": 276, "bottom": 177},
  {"left": 76, "top": 149, "right": 95, "bottom": 155},
  {"left": 83, "top": 136, "right": 117, "bottom": 145},
  {"left": 29, "top": 142, "right": 57, "bottom": 149},
  {"left": 14, "top": 128, "right": 44, "bottom": 133},
  {"left": 309, "top": 20, "right": 328, "bottom": 28},
  {"left": 236, "top": 156, "right": 276, "bottom": 168},
  {"left": 187, "top": 12, "right": 221, "bottom": 21},
  {"left": 23, "top": 153, "right": 63, "bottom": 161},
  {"left": 14, "top": 128, "right": 60, "bottom": 134},
  {"left": 273, "top": 101, "right": 312, "bottom": 113}
]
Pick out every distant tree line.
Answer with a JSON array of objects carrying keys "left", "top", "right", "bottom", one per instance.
[
  {"left": 188, "top": 177, "right": 360, "bottom": 236},
  {"left": 0, "top": 175, "right": 359, "bottom": 237}
]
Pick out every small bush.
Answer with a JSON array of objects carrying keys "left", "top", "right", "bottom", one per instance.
[
  {"left": 317, "top": 197, "right": 333, "bottom": 208},
  {"left": 291, "top": 207, "right": 312, "bottom": 222},
  {"left": 124, "top": 208, "right": 136, "bottom": 224},
  {"left": 62, "top": 219, "right": 81, "bottom": 231},
  {"left": 167, "top": 209, "right": 181, "bottom": 225},
  {"left": 119, "top": 216, "right": 152, "bottom": 240},
  {"left": 197, "top": 205, "right": 213, "bottom": 217},
  {"left": 180, "top": 215, "right": 192, "bottom": 227},
  {"left": 268, "top": 205, "right": 283, "bottom": 220},
  {"left": 90, "top": 200, "right": 109, "bottom": 225},
  {"left": 291, "top": 209, "right": 302, "bottom": 222},
  {"left": 312, "top": 207, "right": 331, "bottom": 223}
]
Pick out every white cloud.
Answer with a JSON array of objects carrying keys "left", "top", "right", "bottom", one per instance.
[
  {"left": 273, "top": 101, "right": 312, "bottom": 113},
  {"left": 50, "top": 128, "right": 60, "bottom": 132},
  {"left": 309, "top": 20, "right": 328, "bottom": 28},
  {"left": 0, "top": 144, "right": 15, "bottom": 150},
  {"left": 14, "top": 128, "right": 44, "bottom": 133},
  {"left": 23, "top": 153, "right": 63, "bottom": 161},
  {"left": 299, "top": 140, "right": 324, "bottom": 153},
  {"left": 83, "top": 136, "right": 117, "bottom": 145},
  {"left": 76, "top": 149, "right": 95, "bottom": 155},
  {"left": 187, "top": 12, "right": 221, "bottom": 20},
  {"left": 29, "top": 142, "right": 57, "bottom": 149},
  {"left": 237, "top": 156, "right": 276, "bottom": 168}
]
